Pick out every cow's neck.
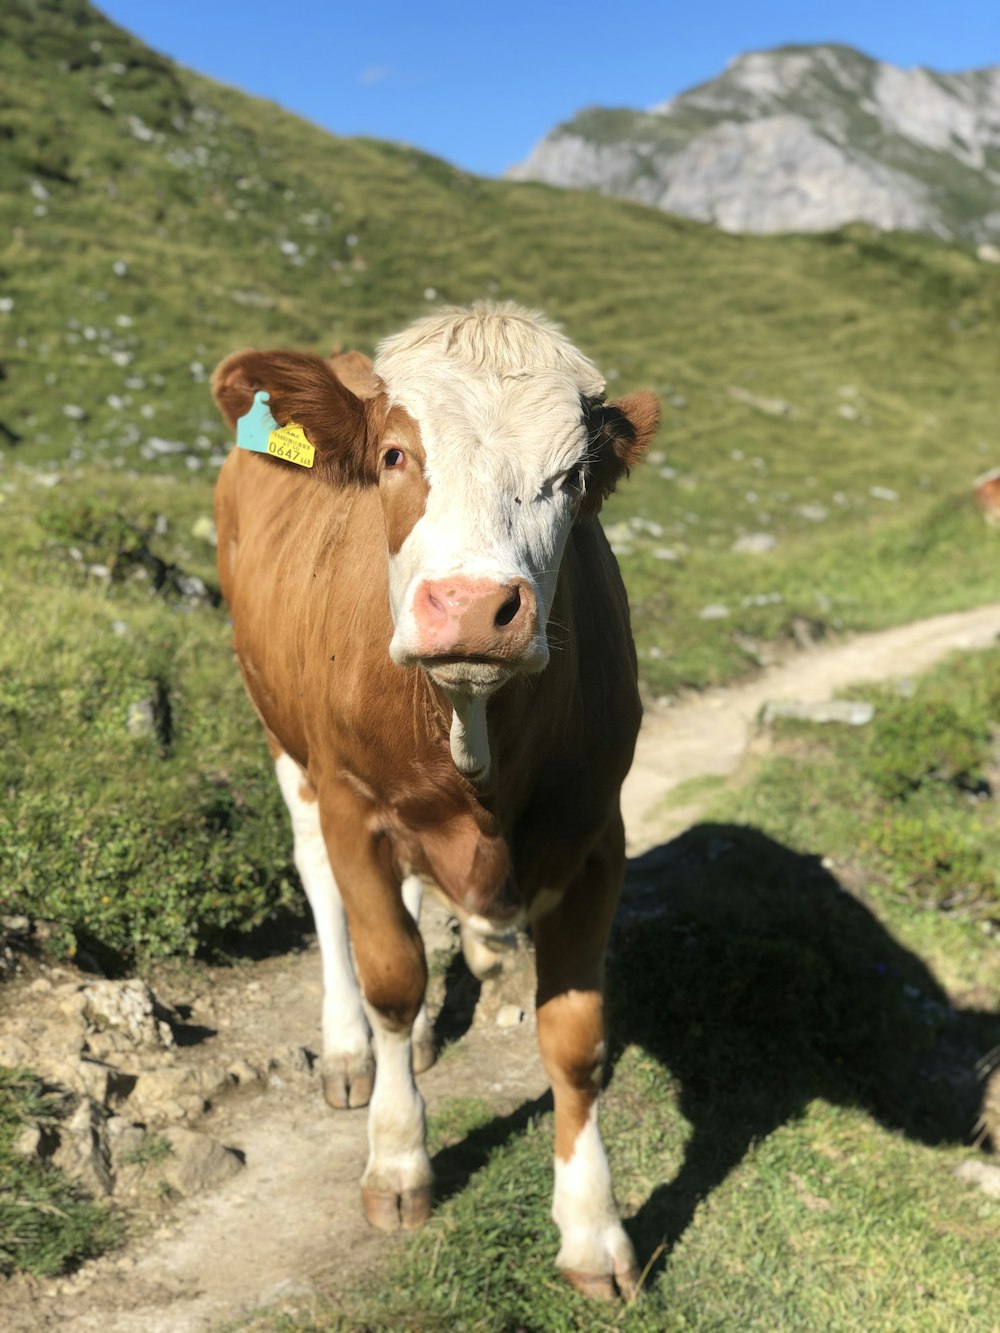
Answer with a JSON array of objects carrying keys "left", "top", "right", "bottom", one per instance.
[{"left": 447, "top": 694, "right": 491, "bottom": 788}]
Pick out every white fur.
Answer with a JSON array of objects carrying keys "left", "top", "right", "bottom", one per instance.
[
  {"left": 376, "top": 305, "right": 605, "bottom": 687},
  {"left": 449, "top": 696, "right": 491, "bottom": 784},
  {"left": 362, "top": 1018, "right": 432, "bottom": 1195},
  {"left": 551, "top": 1102, "right": 637, "bottom": 1279},
  {"left": 400, "top": 873, "right": 433, "bottom": 1055},
  {"left": 273, "top": 754, "right": 371, "bottom": 1077}
]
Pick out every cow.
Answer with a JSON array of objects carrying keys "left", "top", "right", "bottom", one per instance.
[{"left": 211, "top": 302, "right": 659, "bottom": 1299}]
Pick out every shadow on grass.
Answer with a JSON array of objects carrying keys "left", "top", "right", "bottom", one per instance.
[
  {"left": 421, "top": 820, "right": 998, "bottom": 1273},
  {"left": 614, "top": 823, "right": 1000, "bottom": 1275}
]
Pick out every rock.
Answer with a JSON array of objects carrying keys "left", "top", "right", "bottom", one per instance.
[
  {"left": 126, "top": 1063, "right": 230, "bottom": 1124},
  {"left": 0, "top": 1034, "right": 36, "bottom": 1065},
  {"left": 732, "top": 532, "right": 777, "bottom": 555},
  {"left": 761, "top": 699, "right": 875, "bottom": 726},
  {"left": 14, "top": 1122, "right": 59, "bottom": 1161},
  {"left": 126, "top": 699, "right": 157, "bottom": 738},
  {"left": 105, "top": 1116, "right": 147, "bottom": 1170},
  {"left": 191, "top": 515, "right": 217, "bottom": 545},
  {"left": 796, "top": 504, "right": 829, "bottom": 522},
  {"left": 727, "top": 386, "right": 794, "bottom": 417},
  {"left": 53, "top": 1098, "right": 114, "bottom": 1196},
  {"left": 508, "top": 46, "right": 1000, "bottom": 243},
  {"left": 268, "top": 1045, "right": 314, "bottom": 1081},
  {"left": 160, "top": 1127, "right": 244, "bottom": 1196},
  {"left": 80, "top": 979, "right": 174, "bottom": 1050},
  {"left": 226, "top": 1058, "right": 264, "bottom": 1089},
  {"left": 698, "top": 604, "right": 730, "bottom": 621},
  {"left": 175, "top": 573, "right": 210, "bottom": 601},
  {"left": 496, "top": 1004, "right": 525, "bottom": 1029},
  {"left": 77, "top": 1057, "right": 137, "bottom": 1109},
  {"left": 954, "top": 1160, "right": 1000, "bottom": 1198}
]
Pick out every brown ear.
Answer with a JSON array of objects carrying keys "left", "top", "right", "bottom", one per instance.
[
  {"left": 329, "top": 349, "right": 383, "bottom": 400},
  {"left": 581, "top": 389, "right": 660, "bottom": 516},
  {"left": 211, "top": 348, "right": 381, "bottom": 486}
]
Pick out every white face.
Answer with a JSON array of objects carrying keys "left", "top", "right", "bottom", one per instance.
[{"left": 373, "top": 310, "right": 605, "bottom": 699}]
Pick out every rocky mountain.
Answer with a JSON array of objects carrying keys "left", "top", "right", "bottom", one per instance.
[{"left": 509, "top": 45, "right": 1000, "bottom": 242}]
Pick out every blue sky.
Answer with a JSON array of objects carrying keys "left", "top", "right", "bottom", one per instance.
[{"left": 96, "top": 1, "right": 1000, "bottom": 177}]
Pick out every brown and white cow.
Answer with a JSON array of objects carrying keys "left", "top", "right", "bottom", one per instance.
[{"left": 212, "top": 303, "right": 659, "bottom": 1299}]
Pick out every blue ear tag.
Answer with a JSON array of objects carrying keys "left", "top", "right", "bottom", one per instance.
[
  {"left": 236, "top": 390, "right": 279, "bottom": 454},
  {"left": 236, "top": 389, "right": 316, "bottom": 468}
]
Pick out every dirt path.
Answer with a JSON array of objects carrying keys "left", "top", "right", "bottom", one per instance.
[
  {"left": 623, "top": 601, "right": 1000, "bottom": 852},
  {"left": 4, "top": 601, "right": 999, "bottom": 1332}
]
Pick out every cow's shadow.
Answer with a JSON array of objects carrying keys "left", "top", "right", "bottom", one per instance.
[{"left": 612, "top": 823, "right": 999, "bottom": 1270}]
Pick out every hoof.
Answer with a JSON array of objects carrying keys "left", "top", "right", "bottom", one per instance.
[
  {"left": 321, "top": 1055, "right": 374, "bottom": 1110},
  {"left": 362, "top": 1183, "right": 433, "bottom": 1232},
  {"left": 412, "top": 1038, "right": 436, "bottom": 1076},
  {"left": 560, "top": 1265, "right": 640, "bottom": 1302}
]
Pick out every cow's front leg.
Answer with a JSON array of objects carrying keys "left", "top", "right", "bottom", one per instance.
[
  {"left": 533, "top": 828, "right": 639, "bottom": 1300},
  {"left": 401, "top": 873, "right": 436, "bottom": 1075},
  {"left": 273, "top": 750, "right": 373, "bottom": 1108},
  {"left": 320, "top": 787, "right": 433, "bottom": 1231}
]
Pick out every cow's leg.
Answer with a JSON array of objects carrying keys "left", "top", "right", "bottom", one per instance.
[
  {"left": 273, "top": 750, "right": 374, "bottom": 1109},
  {"left": 319, "top": 786, "right": 433, "bottom": 1231},
  {"left": 533, "top": 823, "right": 639, "bottom": 1301},
  {"left": 401, "top": 873, "right": 436, "bottom": 1074}
]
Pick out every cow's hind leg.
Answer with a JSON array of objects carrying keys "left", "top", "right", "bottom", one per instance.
[
  {"left": 401, "top": 874, "right": 436, "bottom": 1075},
  {"left": 534, "top": 822, "right": 639, "bottom": 1301},
  {"left": 273, "top": 750, "right": 374, "bottom": 1109}
]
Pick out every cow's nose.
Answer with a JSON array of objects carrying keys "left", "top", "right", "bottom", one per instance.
[{"left": 412, "top": 576, "right": 538, "bottom": 661}]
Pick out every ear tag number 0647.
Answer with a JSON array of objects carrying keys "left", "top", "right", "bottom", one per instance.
[{"left": 236, "top": 390, "right": 315, "bottom": 469}]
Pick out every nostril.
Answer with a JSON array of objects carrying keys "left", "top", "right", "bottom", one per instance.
[{"left": 494, "top": 587, "right": 521, "bottom": 628}]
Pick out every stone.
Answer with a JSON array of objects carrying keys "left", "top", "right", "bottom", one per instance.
[
  {"left": 761, "top": 699, "right": 875, "bottom": 727},
  {"left": 191, "top": 515, "right": 217, "bottom": 546},
  {"left": 954, "top": 1160, "right": 1000, "bottom": 1198},
  {"left": 160, "top": 1127, "right": 244, "bottom": 1196},
  {"left": 53, "top": 1098, "right": 114, "bottom": 1196},
  {"left": 508, "top": 47, "right": 1000, "bottom": 243},
  {"left": 126, "top": 700, "right": 157, "bottom": 738},
  {"left": 126, "top": 1063, "right": 230, "bottom": 1123},
  {"left": 77, "top": 1057, "right": 137, "bottom": 1109},
  {"left": 80, "top": 979, "right": 173, "bottom": 1049},
  {"left": 731, "top": 532, "right": 777, "bottom": 555},
  {"left": 496, "top": 1004, "right": 525, "bottom": 1029}
]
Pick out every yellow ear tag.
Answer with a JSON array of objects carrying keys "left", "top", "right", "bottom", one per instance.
[{"left": 267, "top": 420, "right": 315, "bottom": 469}]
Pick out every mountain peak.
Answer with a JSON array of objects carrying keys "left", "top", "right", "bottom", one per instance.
[{"left": 510, "top": 43, "right": 1000, "bottom": 241}]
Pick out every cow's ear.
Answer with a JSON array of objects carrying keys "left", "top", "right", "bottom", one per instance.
[
  {"left": 581, "top": 390, "right": 660, "bottom": 516},
  {"left": 211, "top": 348, "right": 381, "bottom": 485}
]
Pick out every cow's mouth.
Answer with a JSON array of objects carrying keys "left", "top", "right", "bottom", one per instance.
[{"left": 421, "top": 657, "right": 513, "bottom": 695}]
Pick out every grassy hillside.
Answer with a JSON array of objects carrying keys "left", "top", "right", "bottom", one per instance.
[
  {"left": 1, "top": 0, "right": 999, "bottom": 966},
  {"left": 3, "top": 1, "right": 1000, "bottom": 692}
]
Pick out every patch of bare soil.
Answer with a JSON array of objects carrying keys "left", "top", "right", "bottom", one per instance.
[{"left": 2, "top": 602, "right": 999, "bottom": 1332}]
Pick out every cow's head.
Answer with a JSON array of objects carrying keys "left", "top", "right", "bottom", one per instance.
[{"left": 213, "top": 304, "right": 658, "bottom": 779}]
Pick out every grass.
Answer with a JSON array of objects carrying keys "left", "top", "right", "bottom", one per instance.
[
  {"left": 0, "top": 472, "right": 305, "bottom": 968},
  {"left": 0, "top": 1068, "right": 121, "bottom": 1277},
  {"left": 2, "top": 6, "right": 1000, "bottom": 697}
]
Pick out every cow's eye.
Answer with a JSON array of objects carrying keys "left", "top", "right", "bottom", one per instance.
[
  {"left": 563, "top": 462, "right": 586, "bottom": 493},
  {"left": 383, "top": 447, "right": 405, "bottom": 469}
]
